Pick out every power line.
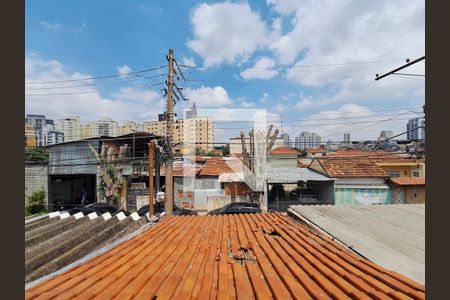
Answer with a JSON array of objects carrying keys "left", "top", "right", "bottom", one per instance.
[
  {"left": 181, "top": 58, "right": 408, "bottom": 70},
  {"left": 25, "top": 65, "right": 167, "bottom": 85}
]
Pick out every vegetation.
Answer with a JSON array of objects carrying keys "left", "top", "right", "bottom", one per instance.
[
  {"left": 222, "top": 144, "right": 230, "bottom": 156},
  {"left": 25, "top": 148, "right": 49, "bottom": 161},
  {"left": 25, "top": 190, "right": 47, "bottom": 216},
  {"left": 195, "top": 148, "right": 207, "bottom": 156}
]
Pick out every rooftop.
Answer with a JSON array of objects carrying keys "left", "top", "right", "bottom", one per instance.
[
  {"left": 271, "top": 146, "right": 300, "bottom": 155},
  {"left": 197, "top": 156, "right": 243, "bottom": 176},
  {"left": 26, "top": 213, "right": 425, "bottom": 299},
  {"left": 314, "top": 158, "right": 387, "bottom": 178},
  {"left": 266, "top": 167, "right": 334, "bottom": 184},
  {"left": 390, "top": 178, "right": 425, "bottom": 186},
  {"left": 305, "top": 147, "right": 327, "bottom": 153},
  {"left": 289, "top": 204, "right": 425, "bottom": 284}
]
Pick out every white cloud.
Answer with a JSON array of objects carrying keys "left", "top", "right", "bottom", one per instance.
[
  {"left": 187, "top": 2, "right": 271, "bottom": 66},
  {"left": 240, "top": 101, "right": 257, "bottom": 108},
  {"left": 117, "top": 65, "right": 132, "bottom": 75},
  {"left": 181, "top": 57, "right": 196, "bottom": 67},
  {"left": 184, "top": 85, "right": 233, "bottom": 108},
  {"left": 25, "top": 54, "right": 164, "bottom": 123},
  {"left": 260, "top": 92, "right": 270, "bottom": 103},
  {"left": 240, "top": 57, "right": 279, "bottom": 80},
  {"left": 267, "top": 0, "right": 300, "bottom": 15},
  {"left": 273, "top": 103, "right": 288, "bottom": 113},
  {"left": 40, "top": 21, "right": 63, "bottom": 30},
  {"left": 286, "top": 103, "right": 422, "bottom": 140}
]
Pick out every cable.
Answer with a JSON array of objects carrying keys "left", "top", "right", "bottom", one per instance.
[
  {"left": 25, "top": 65, "right": 167, "bottom": 85},
  {"left": 181, "top": 58, "right": 408, "bottom": 70}
]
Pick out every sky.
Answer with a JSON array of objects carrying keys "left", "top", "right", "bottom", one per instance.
[{"left": 25, "top": 0, "right": 425, "bottom": 142}]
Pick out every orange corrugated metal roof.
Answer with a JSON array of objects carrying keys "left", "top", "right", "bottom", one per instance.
[
  {"left": 390, "top": 178, "right": 425, "bottom": 186},
  {"left": 271, "top": 146, "right": 300, "bottom": 155},
  {"left": 26, "top": 213, "right": 425, "bottom": 299},
  {"left": 317, "top": 158, "right": 387, "bottom": 178}
]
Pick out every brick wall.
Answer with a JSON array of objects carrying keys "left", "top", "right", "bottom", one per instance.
[{"left": 25, "top": 163, "right": 48, "bottom": 204}]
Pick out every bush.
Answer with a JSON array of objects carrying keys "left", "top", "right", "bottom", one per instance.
[{"left": 25, "top": 190, "right": 47, "bottom": 216}]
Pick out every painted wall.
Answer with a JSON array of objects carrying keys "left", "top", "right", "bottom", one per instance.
[
  {"left": 335, "top": 187, "right": 392, "bottom": 205},
  {"left": 25, "top": 162, "right": 48, "bottom": 204}
]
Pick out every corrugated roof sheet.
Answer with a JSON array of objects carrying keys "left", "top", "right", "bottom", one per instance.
[
  {"left": 25, "top": 213, "right": 425, "bottom": 299},
  {"left": 289, "top": 204, "right": 425, "bottom": 284},
  {"left": 271, "top": 146, "right": 300, "bottom": 155},
  {"left": 390, "top": 178, "right": 425, "bottom": 186},
  {"left": 267, "top": 167, "right": 334, "bottom": 183},
  {"left": 317, "top": 159, "right": 387, "bottom": 178}
]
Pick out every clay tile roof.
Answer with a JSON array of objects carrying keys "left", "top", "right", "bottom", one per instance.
[
  {"left": 197, "top": 156, "right": 243, "bottom": 176},
  {"left": 318, "top": 158, "right": 387, "bottom": 177},
  {"left": 25, "top": 214, "right": 426, "bottom": 299},
  {"left": 305, "top": 147, "right": 327, "bottom": 153},
  {"left": 390, "top": 178, "right": 425, "bottom": 186},
  {"left": 271, "top": 146, "right": 300, "bottom": 155}
]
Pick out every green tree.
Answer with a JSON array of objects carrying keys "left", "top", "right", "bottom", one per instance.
[
  {"left": 25, "top": 148, "right": 49, "bottom": 161},
  {"left": 25, "top": 190, "right": 47, "bottom": 216},
  {"left": 223, "top": 144, "right": 230, "bottom": 156}
]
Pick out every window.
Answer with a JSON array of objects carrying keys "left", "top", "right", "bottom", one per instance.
[
  {"left": 412, "top": 170, "right": 421, "bottom": 177},
  {"left": 387, "top": 171, "right": 401, "bottom": 178}
]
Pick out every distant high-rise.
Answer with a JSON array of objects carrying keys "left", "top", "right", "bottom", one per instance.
[
  {"left": 343, "top": 133, "right": 350, "bottom": 144},
  {"left": 55, "top": 116, "right": 81, "bottom": 142},
  {"left": 280, "top": 133, "right": 290, "bottom": 147},
  {"left": 26, "top": 114, "right": 63, "bottom": 146},
  {"left": 420, "top": 120, "right": 425, "bottom": 141},
  {"left": 186, "top": 102, "right": 197, "bottom": 119},
  {"left": 296, "top": 132, "right": 321, "bottom": 150},
  {"left": 407, "top": 118, "right": 420, "bottom": 140}
]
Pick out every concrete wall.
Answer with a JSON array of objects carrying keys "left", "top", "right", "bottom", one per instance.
[
  {"left": 205, "top": 195, "right": 250, "bottom": 211},
  {"left": 25, "top": 163, "right": 48, "bottom": 204}
]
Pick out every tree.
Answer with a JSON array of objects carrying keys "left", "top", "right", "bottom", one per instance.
[
  {"left": 25, "top": 190, "right": 47, "bottom": 216},
  {"left": 223, "top": 144, "right": 230, "bottom": 156},
  {"left": 90, "top": 144, "right": 128, "bottom": 207},
  {"left": 25, "top": 148, "right": 49, "bottom": 161},
  {"left": 195, "top": 147, "right": 207, "bottom": 156}
]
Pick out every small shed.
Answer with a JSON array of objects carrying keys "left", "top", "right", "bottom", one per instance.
[{"left": 265, "top": 167, "right": 335, "bottom": 211}]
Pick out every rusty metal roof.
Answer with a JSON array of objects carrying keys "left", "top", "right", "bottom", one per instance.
[{"left": 26, "top": 213, "right": 425, "bottom": 299}]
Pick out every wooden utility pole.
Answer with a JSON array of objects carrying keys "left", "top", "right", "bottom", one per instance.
[
  {"left": 148, "top": 141, "right": 155, "bottom": 217},
  {"left": 165, "top": 49, "right": 175, "bottom": 215}
]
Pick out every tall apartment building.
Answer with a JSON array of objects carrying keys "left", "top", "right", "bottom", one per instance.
[
  {"left": 25, "top": 123, "right": 37, "bottom": 148},
  {"left": 420, "top": 119, "right": 425, "bottom": 141},
  {"left": 143, "top": 116, "right": 214, "bottom": 152},
  {"left": 185, "top": 102, "right": 197, "bottom": 119},
  {"left": 26, "top": 114, "right": 63, "bottom": 146},
  {"left": 295, "top": 132, "right": 321, "bottom": 150},
  {"left": 343, "top": 132, "right": 350, "bottom": 144},
  {"left": 280, "top": 133, "right": 290, "bottom": 147},
  {"left": 55, "top": 116, "right": 81, "bottom": 142},
  {"left": 407, "top": 118, "right": 420, "bottom": 140},
  {"left": 118, "top": 121, "right": 143, "bottom": 135},
  {"left": 378, "top": 130, "right": 394, "bottom": 142},
  {"left": 79, "top": 117, "right": 119, "bottom": 139}
]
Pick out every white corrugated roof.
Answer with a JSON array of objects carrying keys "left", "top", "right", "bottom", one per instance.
[
  {"left": 288, "top": 204, "right": 425, "bottom": 284},
  {"left": 266, "top": 167, "right": 335, "bottom": 183}
]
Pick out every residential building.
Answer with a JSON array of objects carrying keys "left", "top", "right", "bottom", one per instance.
[
  {"left": 270, "top": 146, "right": 300, "bottom": 167},
  {"left": 55, "top": 116, "right": 81, "bottom": 142},
  {"left": 304, "top": 147, "right": 327, "bottom": 158},
  {"left": 407, "top": 118, "right": 423, "bottom": 140},
  {"left": 144, "top": 116, "right": 214, "bottom": 152},
  {"left": 92, "top": 117, "right": 118, "bottom": 137},
  {"left": 420, "top": 119, "right": 425, "bottom": 141},
  {"left": 295, "top": 131, "right": 321, "bottom": 150},
  {"left": 389, "top": 178, "right": 425, "bottom": 204},
  {"left": 379, "top": 130, "right": 394, "bottom": 140},
  {"left": 47, "top": 131, "right": 64, "bottom": 145},
  {"left": 309, "top": 158, "right": 391, "bottom": 205},
  {"left": 25, "top": 123, "right": 37, "bottom": 148},
  {"left": 280, "top": 133, "right": 290, "bottom": 147},
  {"left": 343, "top": 132, "right": 350, "bottom": 144},
  {"left": 25, "top": 114, "right": 46, "bottom": 130},
  {"left": 80, "top": 124, "right": 95, "bottom": 139},
  {"left": 118, "top": 121, "right": 143, "bottom": 135},
  {"left": 26, "top": 114, "right": 60, "bottom": 146}
]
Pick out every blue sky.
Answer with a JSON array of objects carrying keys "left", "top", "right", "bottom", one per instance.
[{"left": 25, "top": 0, "right": 425, "bottom": 141}]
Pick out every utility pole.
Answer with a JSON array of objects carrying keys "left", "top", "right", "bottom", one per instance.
[
  {"left": 165, "top": 49, "right": 175, "bottom": 215},
  {"left": 148, "top": 141, "right": 155, "bottom": 217}
]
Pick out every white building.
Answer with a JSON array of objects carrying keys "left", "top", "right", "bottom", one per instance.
[
  {"left": 229, "top": 135, "right": 284, "bottom": 154},
  {"left": 280, "top": 133, "right": 290, "bottom": 147},
  {"left": 55, "top": 116, "right": 81, "bottom": 142},
  {"left": 92, "top": 117, "right": 119, "bottom": 137},
  {"left": 295, "top": 132, "right": 321, "bottom": 150}
]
